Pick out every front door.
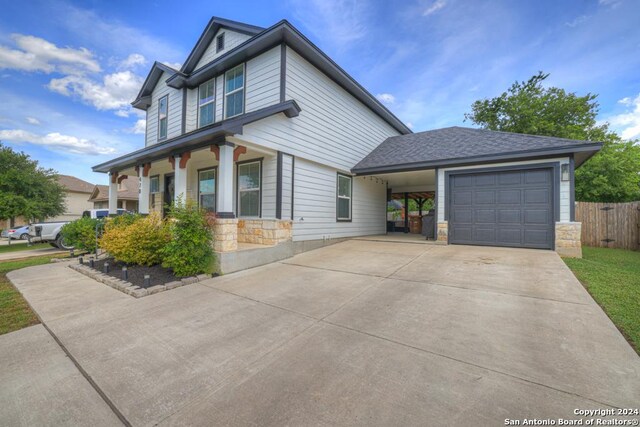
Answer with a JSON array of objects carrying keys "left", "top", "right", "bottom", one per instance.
[{"left": 164, "top": 174, "right": 175, "bottom": 216}]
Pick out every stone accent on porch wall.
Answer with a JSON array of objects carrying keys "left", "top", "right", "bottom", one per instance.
[
  {"left": 213, "top": 218, "right": 238, "bottom": 252},
  {"left": 555, "top": 222, "right": 582, "bottom": 258},
  {"left": 437, "top": 221, "right": 448, "bottom": 243},
  {"left": 238, "top": 219, "right": 292, "bottom": 246}
]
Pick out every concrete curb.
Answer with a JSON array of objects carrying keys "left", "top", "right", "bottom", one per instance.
[{"left": 68, "top": 263, "right": 211, "bottom": 298}]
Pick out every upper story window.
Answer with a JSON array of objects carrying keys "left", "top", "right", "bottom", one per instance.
[
  {"left": 216, "top": 33, "right": 225, "bottom": 53},
  {"left": 198, "top": 79, "right": 215, "bottom": 128},
  {"left": 224, "top": 64, "right": 244, "bottom": 119},
  {"left": 158, "top": 95, "right": 168, "bottom": 140},
  {"left": 337, "top": 174, "right": 352, "bottom": 221}
]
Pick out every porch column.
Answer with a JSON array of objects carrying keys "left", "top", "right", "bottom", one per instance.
[
  {"left": 217, "top": 144, "right": 235, "bottom": 217},
  {"left": 404, "top": 192, "right": 409, "bottom": 233},
  {"left": 138, "top": 164, "right": 150, "bottom": 214},
  {"left": 174, "top": 152, "right": 190, "bottom": 204},
  {"left": 108, "top": 172, "right": 118, "bottom": 215}
]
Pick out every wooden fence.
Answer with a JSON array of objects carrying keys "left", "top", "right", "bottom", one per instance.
[{"left": 575, "top": 201, "right": 640, "bottom": 251}]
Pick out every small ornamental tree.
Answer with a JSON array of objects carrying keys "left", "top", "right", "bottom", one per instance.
[
  {"left": 61, "top": 217, "right": 102, "bottom": 253},
  {"left": 162, "top": 198, "right": 214, "bottom": 276}
]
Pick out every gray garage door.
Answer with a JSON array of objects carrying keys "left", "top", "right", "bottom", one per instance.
[{"left": 448, "top": 168, "right": 554, "bottom": 249}]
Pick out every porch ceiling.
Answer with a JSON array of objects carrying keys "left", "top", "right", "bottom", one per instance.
[{"left": 374, "top": 169, "right": 436, "bottom": 188}]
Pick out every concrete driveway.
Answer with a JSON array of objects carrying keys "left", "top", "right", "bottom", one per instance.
[{"left": 4, "top": 240, "right": 640, "bottom": 426}]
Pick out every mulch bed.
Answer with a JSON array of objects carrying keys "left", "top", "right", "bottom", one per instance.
[{"left": 91, "top": 258, "right": 182, "bottom": 289}]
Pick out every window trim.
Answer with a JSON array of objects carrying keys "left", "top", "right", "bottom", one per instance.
[
  {"left": 197, "top": 166, "right": 218, "bottom": 212},
  {"left": 216, "top": 33, "right": 225, "bottom": 53},
  {"left": 224, "top": 64, "right": 245, "bottom": 119},
  {"left": 336, "top": 173, "right": 353, "bottom": 222},
  {"left": 197, "top": 78, "right": 216, "bottom": 128},
  {"left": 158, "top": 95, "right": 168, "bottom": 140},
  {"left": 236, "top": 158, "right": 263, "bottom": 218},
  {"left": 149, "top": 175, "right": 160, "bottom": 193}
]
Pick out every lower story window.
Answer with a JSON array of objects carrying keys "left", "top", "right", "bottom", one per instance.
[
  {"left": 149, "top": 175, "right": 161, "bottom": 211},
  {"left": 238, "top": 161, "right": 260, "bottom": 217},
  {"left": 337, "top": 173, "right": 352, "bottom": 221},
  {"left": 198, "top": 168, "right": 216, "bottom": 212}
]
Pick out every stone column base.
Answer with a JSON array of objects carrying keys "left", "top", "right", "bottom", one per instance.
[
  {"left": 555, "top": 222, "right": 582, "bottom": 258},
  {"left": 437, "top": 221, "right": 448, "bottom": 243},
  {"left": 237, "top": 219, "right": 292, "bottom": 246},
  {"left": 213, "top": 218, "right": 238, "bottom": 252}
]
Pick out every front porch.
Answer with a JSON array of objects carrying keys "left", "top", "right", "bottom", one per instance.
[{"left": 104, "top": 138, "right": 294, "bottom": 266}]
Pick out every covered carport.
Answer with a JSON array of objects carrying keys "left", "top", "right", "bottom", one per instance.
[{"left": 351, "top": 127, "right": 602, "bottom": 257}]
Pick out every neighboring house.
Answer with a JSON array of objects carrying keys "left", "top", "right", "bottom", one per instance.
[
  {"left": 93, "top": 17, "right": 600, "bottom": 272},
  {"left": 49, "top": 175, "right": 95, "bottom": 222},
  {"left": 89, "top": 177, "right": 140, "bottom": 212}
]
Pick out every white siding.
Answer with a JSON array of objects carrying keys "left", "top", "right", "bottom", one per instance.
[
  {"left": 215, "top": 75, "right": 224, "bottom": 122},
  {"left": 281, "top": 154, "right": 293, "bottom": 219},
  {"left": 292, "top": 158, "right": 386, "bottom": 241},
  {"left": 245, "top": 47, "right": 281, "bottom": 113},
  {"left": 240, "top": 46, "right": 401, "bottom": 172},
  {"left": 195, "top": 29, "right": 252, "bottom": 70},
  {"left": 145, "top": 72, "right": 183, "bottom": 146},
  {"left": 262, "top": 155, "right": 277, "bottom": 218},
  {"left": 437, "top": 158, "right": 571, "bottom": 223},
  {"left": 185, "top": 87, "right": 198, "bottom": 133}
]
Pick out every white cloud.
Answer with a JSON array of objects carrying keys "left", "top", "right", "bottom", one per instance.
[
  {"left": 423, "top": 0, "right": 446, "bottom": 16},
  {"left": 289, "top": 0, "right": 370, "bottom": 48},
  {"left": 599, "top": 0, "right": 622, "bottom": 7},
  {"left": 118, "top": 53, "right": 146, "bottom": 70},
  {"left": 25, "top": 117, "right": 41, "bottom": 125},
  {"left": 608, "top": 94, "right": 640, "bottom": 140},
  {"left": 0, "top": 34, "right": 100, "bottom": 74},
  {"left": 0, "top": 129, "right": 116, "bottom": 155},
  {"left": 128, "top": 119, "right": 146, "bottom": 135},
  {"left": 48, "top": 70, "right": 143, "bottom": 114},
  {"left": 376, "top": 93, "right": 396, "bottom": 104},
  {"left": 162, "top": 61, "right": 182, "bottom": 70}
]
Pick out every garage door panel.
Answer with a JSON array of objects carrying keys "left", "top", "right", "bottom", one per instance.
[
  {"left": 525, "top": 169, "right": 551, "bottom": 184},
  {"left": 474, "top": 174, "right": 496, "bottom": 186},
  {"left": 475, "top": 209, "right": 496, "bottom": 224},
  {"left": 498, "top": 209, "right": 521, "bottom": 224},
  {"left": 475, "top": 191, "right": 495, "bottom": 204},
  {"left": 474, "top": 228, "right": 496, "bottom": 243},
  {"left": 453, "top": 191, "right": 473, "bottom": 206},
  {"left": 498, "top": 189, "right": 521, "bottom": 204},
  {"left": 524, "top": 188, "right": 550, "bottom": 204},
  {"left": 451, "top": 209, "right": 473, "bottom": 224},
  {"left": 524, "top": 209, "right": 550, "bottom": 225},
  {"left": 497, "top": 228, "right": 523, "bottom": 245},
  {"left": 449, "top": 168, "right": 554, "bottom": 249},
  {"left": 498, "top": 171, "right": 522, "bottom": 185}
]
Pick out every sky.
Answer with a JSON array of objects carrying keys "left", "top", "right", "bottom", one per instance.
[{"left": 0, "top": 0, "right": 639, "bottom": 185}]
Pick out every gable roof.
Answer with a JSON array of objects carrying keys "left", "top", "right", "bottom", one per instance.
[
  {"left": 57, "top": 174, "right": 95, "bottom": 193},
  {"left": 180, "top": 17, "right": 264, "bottom": 75},
  {"left": 131, "top": 62, "right": 181, "bottom": 110},
  {"left": 166, "top": 19, "right": 411, "bottom": 135},
  {"left": 89, "top": 177, "right": 140, "bottom": 202},
  {"left": 352, "top": 127, "right": 603, "bottom": 174}
]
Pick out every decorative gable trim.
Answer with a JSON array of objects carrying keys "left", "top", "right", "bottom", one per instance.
[
  {"left": 180, "top": 17, "right": 264, "bottom": 75},
  {"left": 131, "top": 62, "right": 181, "bottom": 110}
]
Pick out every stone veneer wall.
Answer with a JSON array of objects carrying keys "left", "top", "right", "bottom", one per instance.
[
  {"left": 437, "top": 221, "right": 449, "bottom": 243},
  {"left": 238, "top": 219, "right": 292, "bottom": 246},
  {"left": 555, "top": 222, "right": 582, "bottom": 258},
  {"left": 212, "top": 218, "right": 238, "bottom": 252}
]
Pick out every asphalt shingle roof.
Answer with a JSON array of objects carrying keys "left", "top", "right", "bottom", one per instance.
[
  {"left": 352, "top": 126, "right": 601, "bottom": 173},
  {"left": 57, "top": 175, "right": 95, "bottom": 193}
]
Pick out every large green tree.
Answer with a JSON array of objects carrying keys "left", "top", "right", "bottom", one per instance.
[
  {"left": 0, "top": 143, "right": 66, "bottom": 225},
  {"left": 465, "top": 72, "right": 640, "bottom": 202}
]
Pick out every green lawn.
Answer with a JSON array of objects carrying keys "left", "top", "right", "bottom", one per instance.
[
  {"left": 564, "top": 246, "right": 640, "bottom": 353},
  {"left": 0, "top": 255, "right": 66, "bottom": 335},
  {"left": 0, "top": 242, "right": 51, "bottom": 254}
]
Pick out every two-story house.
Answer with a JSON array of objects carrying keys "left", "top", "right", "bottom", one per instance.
[{"left": 94, "top": 17, "right": 601, "bottom": 272}]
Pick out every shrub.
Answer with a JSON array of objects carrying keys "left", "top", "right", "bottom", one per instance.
[
  {"left": 100, "top": 212, "right": 170, "bottom": 266},
  {"left": 61, "top": 217, "right": 102, "bottom": 252},
  {"left": 162, "top": 199, "right": 214, "bottom": 276}
]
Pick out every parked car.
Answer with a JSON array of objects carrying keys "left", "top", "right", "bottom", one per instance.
[
  {"left": 1, "top": 225, "right": 30, "bottom": 240},
  {"left": 82, "top": 208, "right": 129, "bottom": 219},
  {"left": 28, "top": 221, "right": 72, "bottom": 249}
]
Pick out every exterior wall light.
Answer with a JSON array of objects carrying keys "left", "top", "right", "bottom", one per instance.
[{"left": 561, "top": 163, "right": 570, "bottom": 181}]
